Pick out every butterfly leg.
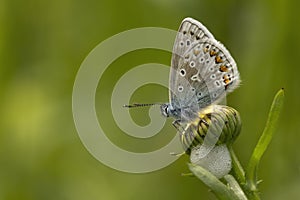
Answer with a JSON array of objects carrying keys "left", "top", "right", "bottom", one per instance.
[
  {"left": 170, "top": 120, "right": 186, "bottom": 157},
  {"left": 172, "top": 120, "right": 185, "bottom": 133}
]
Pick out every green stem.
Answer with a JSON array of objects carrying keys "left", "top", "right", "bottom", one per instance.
[
  {"left": 245, "top": 89, "right": 285, "bottom": 193},
  {"left": 247, "top": 191, "right": 261, "bottom": 200},
  {"left": 229, "top": 145, "right": 245, "bottom": 185},
  {"left": 224, "top": 174, "right": 247, "bottom": 200},
  {"left": 229, "top": 146, "right": 262, "bottom": 200},
  {"left": 188, "top": 163, "right": 240, "bottom": 200}
]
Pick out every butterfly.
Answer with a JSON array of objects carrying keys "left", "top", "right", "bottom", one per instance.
[{"left": 125, "top": 17, "right": 241, "bottom": 155}]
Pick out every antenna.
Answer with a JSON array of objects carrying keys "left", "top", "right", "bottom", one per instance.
[{"left": 123, "top": 103, "right": 161, "bottom": 108}]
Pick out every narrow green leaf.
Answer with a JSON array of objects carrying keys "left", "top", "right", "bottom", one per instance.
[
  {"left": 246, "top": 89, "right": 285, "bottom": 191},
  {"left": 188, "top": 163, "right": 240, "bottom": 200}
]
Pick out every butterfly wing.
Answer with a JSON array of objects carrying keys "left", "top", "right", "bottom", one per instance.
[
  {"left": 185, "top": 39, "right": 240, "bottom": 103},
  {"left": 170, "top": 18, "right": 215, "bottom": 115},
  {"left": 170, "top": 18, "right": 240, "bottom": 121}
]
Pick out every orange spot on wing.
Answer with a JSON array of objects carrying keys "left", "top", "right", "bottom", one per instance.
[
  {"left": 215, "top": 56, "right": 223, "bottom": 63},
  {"left": 223, "top": 75, "right": 231, "bottom": 84},
  {"left": 224, "top": 78, "right": 230, "bottom": 84},
  {"left": 225, "top": 81, "right": 233, "bottom": 90},
  {"left": 219, "top": 65, "right": 228, "bottom": 72},
  {"left": 210, "top": 50, "right": 217, "bottom": 56}
]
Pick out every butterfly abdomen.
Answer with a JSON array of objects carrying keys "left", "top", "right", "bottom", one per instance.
[{"left": 180, "top": 105, "right": 241, "bottom": 155}]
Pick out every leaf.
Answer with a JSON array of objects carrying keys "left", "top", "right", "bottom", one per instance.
[{"left": 245, "top": 89, "right": 285, "bottom": 190}]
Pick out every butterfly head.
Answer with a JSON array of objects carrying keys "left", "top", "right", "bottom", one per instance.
[
  {"left": 160, "top": 103, "right": 182, "bottom": 119},
  {"left": 160, "top": 103, "right": 170, "bottom": 118}
]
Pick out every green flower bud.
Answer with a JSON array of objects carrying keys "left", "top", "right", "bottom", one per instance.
[{"left": 179, "top": 105, "right": 241, "bottom": 155}]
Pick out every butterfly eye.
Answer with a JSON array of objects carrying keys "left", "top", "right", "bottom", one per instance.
[{"left": 164, "top": 107, "right": 168, "bottom": 116}]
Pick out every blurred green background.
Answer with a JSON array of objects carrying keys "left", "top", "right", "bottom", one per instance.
[{"left": 1, "top": 0, "right": 300, "bottom": 199}]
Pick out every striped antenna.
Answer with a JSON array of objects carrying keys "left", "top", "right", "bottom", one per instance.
[{"left": 123, "top": 103, "right": 160, "bottom": 108}]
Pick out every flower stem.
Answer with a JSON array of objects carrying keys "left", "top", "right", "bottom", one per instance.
[
  {"left": 229, "top": 145, "right": 245, "bottom": 185},
  {"left": 224, "top": 174, "right": 247, "bottom": 200},
  {"left": 188, "top": 163, "right": 241, "bottom": 200}
]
